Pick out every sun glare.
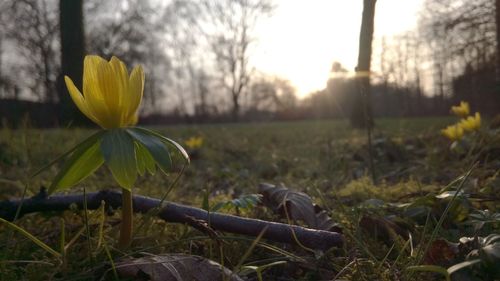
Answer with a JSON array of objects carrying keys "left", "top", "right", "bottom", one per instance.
[{"left": 253, "top": 0, "right": 422, "bottom": 98}]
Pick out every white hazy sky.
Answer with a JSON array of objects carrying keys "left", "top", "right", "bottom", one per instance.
[{"left": 252, "top": 0, "right": 424, "bottom": 97}]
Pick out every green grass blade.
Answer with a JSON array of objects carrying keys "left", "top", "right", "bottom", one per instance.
[
  {"left": 0, "top": 218, "right": 61, "bottom": 259},
  {"left": 407, "top": 265, "right": 450, "bottom": 281},
  {"left": 59, "top": 218, "right": 65, "bottom": 255},
  {"left": 234, "top": 227, "right": 268, "bottom": 273},
  {"left": 447, "top": 259, "right": 481, "bottom": 275},
  {"left": 103, "top": 242, "right": 119, "bottom": 281}
]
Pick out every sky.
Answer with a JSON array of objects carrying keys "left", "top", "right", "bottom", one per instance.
[{"left": 252, "top": 0, "right": 424, "bottom": 97}]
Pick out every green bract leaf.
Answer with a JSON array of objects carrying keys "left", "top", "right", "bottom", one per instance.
[
  {"left": 49, "top": 135, "right": 104, "bottom": 194},
  {"left": 133, "top": 127, "right": 190, "bottom": 163},
  {"left": 126, "top": 128, "right": 173, "bottom": 173},
  {"left": 32, "top": 130, "right": 104, "bottom": 179},
  {"left": 135, "top": 142, "right": 156, "bottom": 176},
  {"left": 100, "top": 129, "right": 137, "bottom": 190},
  {"left": 135, "top": 142, "right": 146, "bottom": 176}
]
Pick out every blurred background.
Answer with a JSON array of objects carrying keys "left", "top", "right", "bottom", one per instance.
[{"left": 0, "top": 0, "right": 499, "bottom": 127}]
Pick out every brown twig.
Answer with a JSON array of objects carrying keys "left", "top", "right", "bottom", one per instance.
[{"left": 0, "top": 190, "right": 343, "bottom": 251}]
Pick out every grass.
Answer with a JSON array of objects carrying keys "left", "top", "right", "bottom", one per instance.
[{"left": 0, "top": 117, "right": 499, "bottom": 280}]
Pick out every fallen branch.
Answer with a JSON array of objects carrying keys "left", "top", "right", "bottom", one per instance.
[{"left": 0, "top": 190, "right": 343, "bottom": 250}]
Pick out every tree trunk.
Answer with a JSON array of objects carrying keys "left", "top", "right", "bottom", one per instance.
[
  {"left": 59, "top": 0, "right": 85, "bottom": 125},
  {"left": 350, "top": 0, "right": 376, "bottom": 128},
  {"left": 496, "top": 0, "right": 500, "bottom": 82},
  {"left": 0, "top": 34, "right": 3, "bottom": 93},
  {"left": 232, "top": 93, "right": 240, "bottom": 121}
]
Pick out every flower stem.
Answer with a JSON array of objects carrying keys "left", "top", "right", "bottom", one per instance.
[{"left": 119, "top": 188, "right": 133, "bottom": 248}]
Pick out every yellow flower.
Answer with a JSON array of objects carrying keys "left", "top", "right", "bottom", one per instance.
[
  {"left": 64, "top": 55, "right": 144, "bottom": 129},
  {"left": 459, "top": 112, "right": 481, "bottom": 132},
  {"left": 451, "top": 101, "right": 470, "bottom": 117},
  {"left": 185, "top": 136, "right": 203, "bottom": 149},
  {"left": 441, "top": 124, "right": 464, "bottom": 141}
]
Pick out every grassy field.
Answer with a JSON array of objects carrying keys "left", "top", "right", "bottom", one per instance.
[
  {"left": 1, "top": 117, "right": 454, "bottom": 196},
  {"left": 1, "top": 117, "right": 499, "bottom": 280}
]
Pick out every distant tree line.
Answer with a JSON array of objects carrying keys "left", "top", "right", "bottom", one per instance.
[
  {"left": 417, "top": 0, "right": 500, "bottom": 116},
  {"left": 0, "top": 0, "right": 498, "bottom": 128},
  {"left": 0, "top": 0, "right": 277, "bottom": 127}
]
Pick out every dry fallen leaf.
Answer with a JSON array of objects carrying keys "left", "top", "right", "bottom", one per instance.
[
  {"left": 258, "top": 183, "right": 342, "bottom": 232},
  {"left": 114, "top": 254, "right": 244, "bottom": 281}
]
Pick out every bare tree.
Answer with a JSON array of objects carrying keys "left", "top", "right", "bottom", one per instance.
[
  {"left": 191, "top": 68, "right": 216, "bottom": 119},
  {"left": 374, "top": 32, "right": 426, "bottom": 115},
  {"left": 418, "top": 0, "right": 499, "bottom": 113},
  {"left": 84, "top": 0, "right": 216, "bottom": 116},
  {"left": 0, "top": 0, "right": 59, "bottom": 102},
  {"left": 248, "top": 75, "right": 297, "bottom": 113},
  {"left": 202, "top": 0, "right": 274, "bottom": 121},
  {"left": 84, "top": 0, "right": 175, "bottom": 113},
  {"left": 0, "top": 0, "right": 281, "bottom": 124}
]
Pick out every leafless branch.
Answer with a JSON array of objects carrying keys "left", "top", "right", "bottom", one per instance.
[{"left": 0, "top": 189, "right": 343, "bottom": 251}]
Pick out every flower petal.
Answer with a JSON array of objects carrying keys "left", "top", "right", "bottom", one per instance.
[
  {"left": 64, "top": 76, "right": 100, "bottom": 125},
  {"left": 83, "top": 56, "right": 113, "bottom": 128},
  {"left": 96, "top": 59, "right": 122, "bottom": 126},
  {"left": 109, "top": 56, "right": 131, "bottom": 125},
  {"left": 127, "top": 112, "right": 139, "bottom": 126},
  {"left": 72, "top": 55, "right": 146, "bottom": 128},
  {"left": 127, "top": 65, "right": 144, "bottom": 124}
]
